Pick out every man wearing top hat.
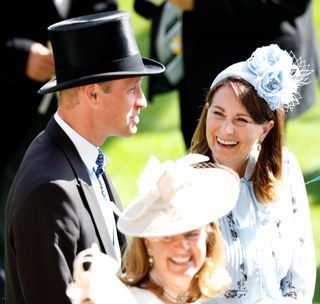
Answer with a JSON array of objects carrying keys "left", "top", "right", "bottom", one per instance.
[
  {"left": 0, "top": 1, "right": 118, "bottom": 299},
  {"left": 4, "top": 11, "right": 164, "bottom": 304}
]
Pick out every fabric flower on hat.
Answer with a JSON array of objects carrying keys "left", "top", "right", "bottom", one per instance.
[
  {"left": 247, "top": 44, "right": 311, "bottom": 111},
  {"left": 118, "top": 154, "right": 239, "bottom": 238},
  {"left": 125, "top": 154, "right": 209, "bottom": 222},
  {"left": 210, "top": 44, "right": 312, "bottom": 112}
]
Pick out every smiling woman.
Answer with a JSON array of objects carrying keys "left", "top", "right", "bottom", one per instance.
[
  {"left": 190, "top": 44, "right": 316, "bottom": 303},
  {"left": 112, "top": 1, "right": 320, "bottom": 301},
  {"left": 67, "top": 154, "right": 240, "bottom": 303},
  {"left": 143, "top": 225, "right": 217, "bottom": 303},
  {"left": 117, "top": 154, "right": 239, "bottom": 303}
]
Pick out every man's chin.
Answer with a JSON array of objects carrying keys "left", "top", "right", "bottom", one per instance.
[{"left": 126, "top": 125, "right": 138, "bottom": 136}]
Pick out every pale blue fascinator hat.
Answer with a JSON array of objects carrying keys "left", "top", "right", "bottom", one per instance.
[{"left": 210, "top": 44, "right": 313, "bottom": 111}]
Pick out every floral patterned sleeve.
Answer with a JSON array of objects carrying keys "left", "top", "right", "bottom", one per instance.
[{"left": 280, "top": 151, "right": 316, "bottom": 303}]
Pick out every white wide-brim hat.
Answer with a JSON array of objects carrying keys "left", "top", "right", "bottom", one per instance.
[{"left": 117, "top": 154, "right": 239, "bottom": 238}]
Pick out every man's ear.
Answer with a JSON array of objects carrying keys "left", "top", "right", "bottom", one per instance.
[{"left": 83, "top": 84, "right": 97, "bottom": 101}]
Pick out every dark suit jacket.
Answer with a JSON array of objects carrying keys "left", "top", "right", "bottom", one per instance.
[
  {"left": 4, "top": 118, "right": 126, "bottom": 304},
  {"left": 0, "top": 1, "right": 117, "bottom": 297},
  {"left": 134, "top": 0, "right": 185, "bottom": 100}
]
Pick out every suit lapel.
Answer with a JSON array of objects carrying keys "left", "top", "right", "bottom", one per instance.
[
  {"left": 103, "top": 173, "right": 123, "bottom": 212},
  {"left": 102, "top": 173, "right": 128, "bottom": 249},
  {"left": 80, "top": 181, "right": 117, "bottom": 259},
  {"left": 47, "top": 118, "right": 117, "bottom": 258}
]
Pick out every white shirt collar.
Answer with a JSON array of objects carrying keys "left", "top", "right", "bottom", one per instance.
[{"left": 54, "top": 112, "right": 100, "bottom": 172}]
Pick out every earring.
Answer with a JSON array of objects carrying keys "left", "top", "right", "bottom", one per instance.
[
  {"left": 148, "top": 256, "right": 154, "bottom": 268},
  {"left": 257, "top": 141, "right": 262, "bottom": 151}
]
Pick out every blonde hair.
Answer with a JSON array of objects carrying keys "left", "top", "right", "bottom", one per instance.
[
  {"left": 59, "top": 87, "right": 80, "bottom": 108},
  {"left": 190, "top": 78, "right": 284, "bottom": 203},
  {"left": 120, "top": 222, "right": 231, "bottom": 302}
]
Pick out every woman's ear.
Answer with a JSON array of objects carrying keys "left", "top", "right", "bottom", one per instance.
[
  {"left": 143, "top": 238, "right": 152, "bottom": 256},
  {"left": 260, "top": 120, "right": 274, "bottom": 142}
]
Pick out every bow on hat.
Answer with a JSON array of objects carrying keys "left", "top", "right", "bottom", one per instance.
[{"left": 125, "top": 153, "right": 210, "bottom": 222}]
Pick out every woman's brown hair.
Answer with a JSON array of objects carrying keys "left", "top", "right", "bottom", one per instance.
[{"left": 190, "top": 77, "right": 285, "bottom": 203}]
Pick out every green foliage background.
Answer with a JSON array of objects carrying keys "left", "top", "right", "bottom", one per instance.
[{"left": 104, "top": 0, "right": 320, "bottom": 301}]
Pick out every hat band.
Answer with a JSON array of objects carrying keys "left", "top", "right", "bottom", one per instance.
[{"left": 55, "top": 54, "right": 145, "bottom": 83}]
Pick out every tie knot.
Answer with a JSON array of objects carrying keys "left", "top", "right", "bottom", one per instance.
[{"left": 95, "top": 149, "right": 107, "bottom": 178}]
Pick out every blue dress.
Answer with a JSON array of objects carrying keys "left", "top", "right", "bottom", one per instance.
[{"left": 209, "top": 148, "right": 316, "bottom": 304}]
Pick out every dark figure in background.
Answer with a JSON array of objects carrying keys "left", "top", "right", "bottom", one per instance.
[
  {"left": 0, "top": 0, "right": 117, "bottom": 299},
  {"left": 4, "top": 11, "right": 164, "bottom": 304},
  {"left": 134, "top": 0, "right": 185, "bottom": 100},
  {"left": 136, "top": 0, "right": 320, "bottom": 149}
]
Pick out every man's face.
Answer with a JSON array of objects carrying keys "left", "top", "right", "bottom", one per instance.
[{"left": 95, "top": 77, "right": 147, "bottom": 138}]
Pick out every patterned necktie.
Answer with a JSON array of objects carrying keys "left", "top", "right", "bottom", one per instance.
[{"left": 95, "top": 148, "right": 108, "bottom": 200}]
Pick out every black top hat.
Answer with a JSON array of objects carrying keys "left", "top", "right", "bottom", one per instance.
[{"left": 38, "top": 11, "right": 165, "bottom": 94}]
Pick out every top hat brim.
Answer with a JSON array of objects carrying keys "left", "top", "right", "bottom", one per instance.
[{"left": 38, "top": 58, "right": 165, "bottom": 95}]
